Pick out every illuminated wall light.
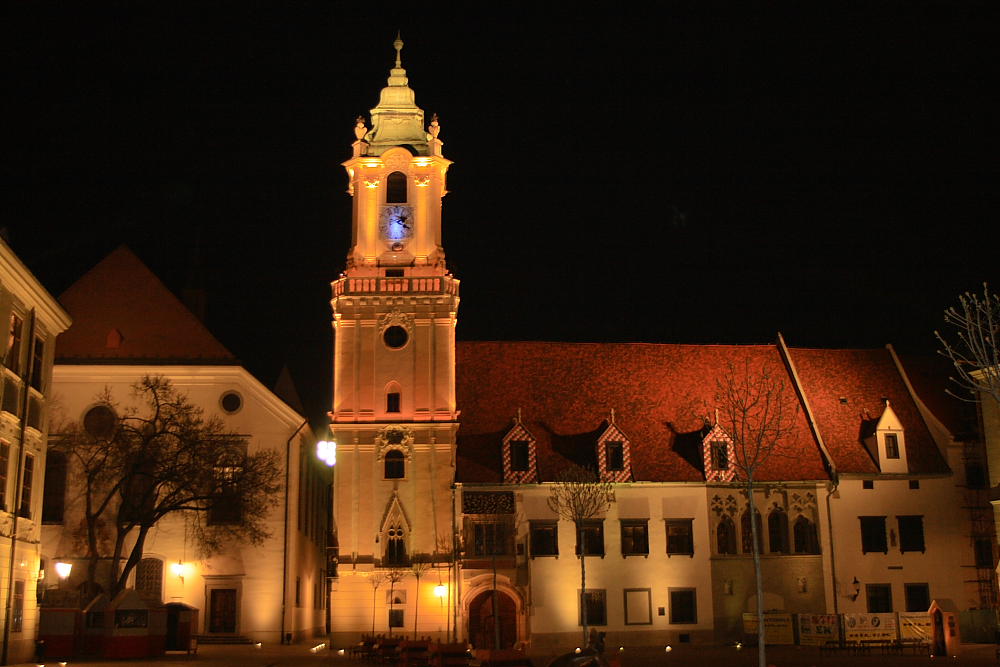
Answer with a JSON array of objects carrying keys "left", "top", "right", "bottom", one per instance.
[
  {"left": 170, "top": 561, "right": 191, "bottom": 578},
  {"left": 433, "top": 584, "right": 447, "bottom": 598},
  {"left": 54, "top": 561, "right": 73, "bottom": 579},
  {"left": 318, "top": 440, "right": 337, "bottom": 466}
]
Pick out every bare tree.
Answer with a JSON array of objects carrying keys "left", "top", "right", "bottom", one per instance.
[
  {"left": 546, "top": 464, "right": 614, "bottom": 649},
  {"left": 368, "top": 572, "right": 386, "bottom": 637},
  {"left": 52, "top": 376, "right": 283, "bottom": 597},
  {"left": 385, "top": 568, "right": 408, "bottom": 636},
  {"left": 936, "top": 283, "right": 1000, "bottom": 404},
  {"left": 411, "top": 560, "right": 431, "bottom": 639},
  {"left": 711, "top": 359, "right": 797, "bottom": 667}
]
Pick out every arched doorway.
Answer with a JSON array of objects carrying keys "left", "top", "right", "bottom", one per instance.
[{"left": 468, "top": 590, "right": 516, "bottom": 650}]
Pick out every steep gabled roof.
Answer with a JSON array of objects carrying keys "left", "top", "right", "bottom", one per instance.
[
  {"left": 786, "top": 347, "right": 949, "bottom": 475},
  {"left": 56, "top": 245, "right": 235, "bottom": 364},
  {"left": 455, "top": 341, "right": 829, "bottom": 484}
]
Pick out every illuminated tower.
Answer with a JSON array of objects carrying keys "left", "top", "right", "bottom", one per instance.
[{"left": 329, "top": 38, "right": 458, "bottom": 628}]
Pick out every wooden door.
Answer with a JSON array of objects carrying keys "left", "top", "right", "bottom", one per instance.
[{"left": 209, "top": 588, "right": 237, "bottom": 633}]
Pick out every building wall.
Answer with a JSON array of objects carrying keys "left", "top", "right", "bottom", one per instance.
[
  {"left": 0, "top": 239, "right": 71, "bottom": 663},
  {"left": 41, "top": 364, "right": 321, "bottom": 643}
]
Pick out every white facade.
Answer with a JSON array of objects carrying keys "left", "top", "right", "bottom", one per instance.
[{"left": 0, "top": 237, "right": 71, "bottom": 663}]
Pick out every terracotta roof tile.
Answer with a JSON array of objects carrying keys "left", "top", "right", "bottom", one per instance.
[
  {"left": 455, "top": 341, "right": 829, "bottom": 484},
  {"left": 786, "top": 347, "right": 949, "bottom": 475},
  {"left": 56, "top": 246, "right": 235, "bottom": 363}
]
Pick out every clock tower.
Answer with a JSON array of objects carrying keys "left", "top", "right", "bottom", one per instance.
[{"left": 329, "top": 37, "right": 458, "bottom": 630}]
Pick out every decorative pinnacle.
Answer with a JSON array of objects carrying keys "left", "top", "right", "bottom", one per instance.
[{"left": 394, "top": 32, "right": 403, "bottom": 69}]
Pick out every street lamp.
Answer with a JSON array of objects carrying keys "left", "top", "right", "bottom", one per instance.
[
  {"left": 54, "top": 561, "right": 73, "bottom": 581},
  {"left": 318, "top": 440, "right": 337, "bottom": 466}
]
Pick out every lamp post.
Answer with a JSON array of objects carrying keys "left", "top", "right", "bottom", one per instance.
[{"left": 317, "top": 438, "right": 336, "bottom": 655}]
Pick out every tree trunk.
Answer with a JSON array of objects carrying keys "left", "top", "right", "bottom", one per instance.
[
  {"left": 579, "top": 522, "right": 588, "bottom": 648},
  {"left": 748, "top": 481, "right": 766, "bottom": 667},
  {"left": 492, "top": 548, "right": 500, "bottom": 649},
  {"left": 413, "top": 575, "right": 420, "bottom": 640},
  {"left": 114, "top": 524, "right": 151, "bottom": 596}
]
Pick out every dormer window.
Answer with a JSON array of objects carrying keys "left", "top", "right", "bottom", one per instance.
[
  {"left": 605, "top": 441, "right": 624, "bottom": 471},
  {"left": 510, "top": 440, "right": 530, "bottom": 472},
  {"left": 597, "top": 415, "right": 632, "bottom": 483},
  {"left": 884, "top": 433, "right": 900, "bottom": 459},
  {"left": 502, "top": 416, "right": 537, "bottom": 483}
]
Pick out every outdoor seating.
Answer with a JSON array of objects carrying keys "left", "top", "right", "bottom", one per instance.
[
  {"left": 431, "top": 642, "right": 474, "bottom": 667},
  {"left": 400, "top": 640, "right": 433, "bottom": 667}
]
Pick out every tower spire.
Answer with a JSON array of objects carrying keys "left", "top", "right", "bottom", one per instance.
[{"left": 394, "top": 31, "right": 403, "bottom": 69}]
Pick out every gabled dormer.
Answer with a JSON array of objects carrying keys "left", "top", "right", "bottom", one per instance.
[
  {"left": 597, "top": 410, "right": 633, "bottom": 483},
  {"left": 702, "top": 423, "right": 736, "bottom": 483},
  {"left": 502, "top": 410, "right": 537, "bottom": 483},
  {"left": 863, "top": 401, "right": 908, "bottom": 474}
]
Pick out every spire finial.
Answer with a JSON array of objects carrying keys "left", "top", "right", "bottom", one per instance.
[
  {"left": 610, "top": 407, "right": 616, "bottom": 424},
  {"left": 394, "top": 31, "right": 403, "bottom": 69}
]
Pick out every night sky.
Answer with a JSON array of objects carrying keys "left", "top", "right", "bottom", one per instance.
[{"left": 5, "top": 3, "right": 997, "bottom": 425}]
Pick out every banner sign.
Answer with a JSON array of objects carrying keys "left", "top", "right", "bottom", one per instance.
[
  {"left": 798, "top": 614, "right": 841, "bottom": 645},
  {"left": 899, "top": 612, "right": 932, "bottom": 640},
  {"left": 843, "top": 613, "right": 897, "bottom": 641},
  {"left": 743, "top": 613, "right": 795, "bottom": 645}
]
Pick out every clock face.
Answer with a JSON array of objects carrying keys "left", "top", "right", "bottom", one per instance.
[{"left": 379, "top": 205, "right": 414, "bottom": 244}]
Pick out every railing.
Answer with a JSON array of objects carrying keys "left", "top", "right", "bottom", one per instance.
[{"left": 333, "top": 275, "right": 459, "bottom": 297}]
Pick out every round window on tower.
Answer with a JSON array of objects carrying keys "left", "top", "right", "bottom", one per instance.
[
  {"left": 83, "top": 405, "right": 117, "bottom": 439},
  {"left": 220, "top": 391, "right": 243, "bottom": 414},
  {"left": 383, "top": 326, "right": 409, "bottom": 350}
]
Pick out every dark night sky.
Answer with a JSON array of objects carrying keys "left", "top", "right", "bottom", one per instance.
[{"left": 4, "top": 2, "right": 998, "bottom": 425}]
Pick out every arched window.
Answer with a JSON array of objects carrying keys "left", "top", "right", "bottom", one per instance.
[
  {"left": 768, "top": 509, "right": 789, "bottom": 554},
  {"left": 384, "top": 450, "right": 405, "bottom": 479},
  {"left": 135, "top": 557, "right": 163, "bottom": 602},
  {"left": 717, "top": 515, "right": 737, "bottom": 555},
  {"left": 741, "top": 509, "right": 763, "bottom": 554},
  {"left": 793, "top": 515, "right": 820, "bottom": 554},
  {"left": 386, "top": 171, "right": 407, "bottom": 203},
  {"left": 385, "top": 524, "right": 407, "bottom": 565}
]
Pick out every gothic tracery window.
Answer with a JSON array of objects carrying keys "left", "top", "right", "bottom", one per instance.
[
  {"left": 384, "top": 525, "right": 407, "bottom": 565},
  {"left": 717, "top": 515, "right": 737, "bottom": 555}
]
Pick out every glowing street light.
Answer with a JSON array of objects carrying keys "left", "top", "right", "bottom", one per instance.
[
  {"left": 433, "top": 584, "right": 447, "bottom": 598},
  {"left": 54, "top": 562, "right": 73, "bottom": 580}
]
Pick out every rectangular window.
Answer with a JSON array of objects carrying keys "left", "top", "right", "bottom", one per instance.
[
  {"left": 386, "top": 392, "right": 400, "bottom": 413},
  {"left": 897, "top": 516, "right": 925, "bottom": 553},
  {"left": 904, "top": 583, "right": 930, "bottom": 612},
  {"left": 884, "top": 433, "right": 900, "bottom": 459},
  {"left": 624, "top": 588, "right": 652, "bottom": 625},
  {"left": 859, "top": 516, "right": 887, "bottom": 554},
  {"left": 389, "top": 608, "right": 404, "bottom": 628},
  {"left": 530, "top": 521, "right": 558, "bottom": 557},
  {"left": 575, "top": 520, "right": 604, "bottom": 556},
  {"left": 19, "top": 453, "right": 34, "bottom": 518},
  {"left": 866, "top": 583, "right": 893, "bottom": 613},
  {"left": 605, "top": 441, "right": 624, "bottom": 471},
  {"left": 12, "top": 580, "right": 24, "bottom": 632},
  {"left": 4, "top": 314, "right": 23, "bottom": 374},
  {"left": 42, "top": 451, "right": 67, "bottom": 524},
  {"left": 620, "top": 520, "right": 649, "bottom": 556},
  {"left": 0, "top": 441, "right": 8, "bottom": 511},
  {"left": 669, "top": 588, "right": 697, "bottom": 624},
  {"left": 579, "top": 589, "right": 607, "bottom": 626},
  {"left": 666, "top": 519, "right": 694, "bottom": 556},
  {"left": 711, "top": 442, "right": 729, "bottom": 470},
  {"left": 471, "top": 520, "right": 512, "bottom": 557},
  {"left": 975, "top": 538, "right": 994, "bottom": 569},
  {"left": 30, "top": 337, "right": 44, "bottom": 391},
  {"left": 510, "top": 440, "right": 530, "bottom": 471}
]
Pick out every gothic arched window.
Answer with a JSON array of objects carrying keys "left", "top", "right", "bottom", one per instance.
[
  {"left": 741, "top": 509, "right": 762, "bottom": 554},
  {"left": 384, "top": 450, "right": 405, "bottom": 479},
  {"left": 386, "top": 171, "right": 407, "bottom": 203},
  {"left": 385, "top": 525, "right": 407, "bottom": 565},
  {"left": 768, "top": 509, "right": 789, "bottom": 554},
  {"left": 793, "top": 515, "right": 820, "bottom": 554},
  {"left": 717, "top": 515, "right": 737, "bottom": 555}
]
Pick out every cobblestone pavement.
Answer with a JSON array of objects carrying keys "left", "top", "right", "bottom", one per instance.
[{"left": 11, "top": 642, "right": 999, "bottom": 667}]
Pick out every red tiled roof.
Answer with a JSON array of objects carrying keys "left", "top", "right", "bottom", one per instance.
[
  {"left": 455, "top": 341, "right": 829, "bottom": 484},
  {"left": 786, "top": 347, "right": 949, "bottom": 475},
  {"left": 896, "top": 352, "right": 978, "bottom": 440},
  {"left": 56, "top": 246, "right": 236, "bottom": 363}
]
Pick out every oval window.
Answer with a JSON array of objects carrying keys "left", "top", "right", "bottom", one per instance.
[
  {"left": 383, "top": 326, "right": 408, "bottom": 349},
  {"left": 83, "top": 405, "right": 117, "bottom": 439}
]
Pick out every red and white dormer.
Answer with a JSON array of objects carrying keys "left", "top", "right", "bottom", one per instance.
[
  {"left": 866, "top": 400, "right": 907, "bottom": 474},
  {"left": 597, "top": 410, "right": 633, "bottom": 483},
  {"left": 703, "top": 423, "right": 736, "bottom": 483},
  {"left": 502, "top": 410, "right": 538, "bottom": 484}
]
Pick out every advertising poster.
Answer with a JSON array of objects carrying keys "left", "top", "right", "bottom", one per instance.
[
  {"left": 899, "top": 612, "right": 932, "bottom": 640},
  {"left": 798, "top": 614, "right": 841, "bottom": 645},
  {"left": 742, "top": 613, "right": 795, "bottom": 645},
  {"left": 843, "top": 612, "right": 898, "bottom": 641}
]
